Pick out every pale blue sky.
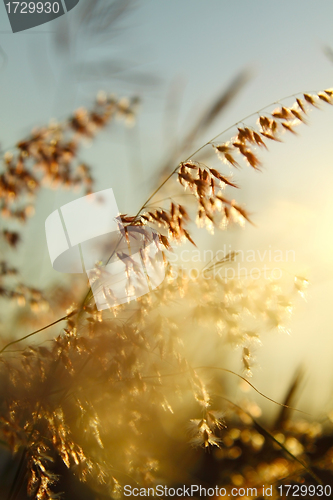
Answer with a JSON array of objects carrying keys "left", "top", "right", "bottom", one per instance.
[{"left": 1, "top": 0, "right": 333, "bottom": 414}]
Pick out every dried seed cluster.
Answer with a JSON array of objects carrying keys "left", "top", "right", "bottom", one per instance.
[
  {"left": 137, "top": 90, "right": 333, "bottom": 245},
  {"left": 0, "top": 262, "right": 301, "bottom": 498},
  {"left": 0, "top": 94, "right": 138, "bottom": 315},
  {"left": 0, "top": 93, "right": 138, "bottom": 227}
]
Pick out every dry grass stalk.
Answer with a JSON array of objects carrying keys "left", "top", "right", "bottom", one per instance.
[{"left": 0, "top": 88, "right": 332, "bottom": 498}]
